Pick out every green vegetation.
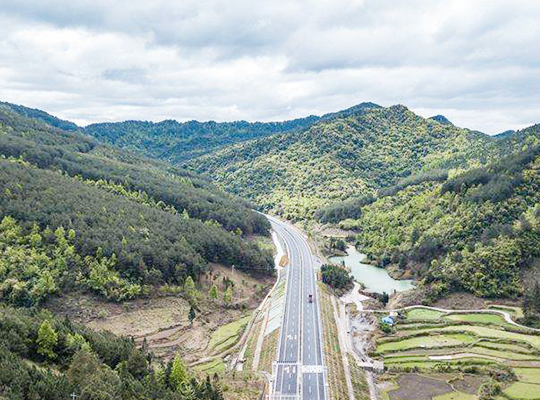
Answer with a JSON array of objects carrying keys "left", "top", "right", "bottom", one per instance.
[
  {"left": 433, "top": 390, "right": 476, "bottom": 400},
  {"left": 190, "top": 104, "right": 500, "bottom": 221},
  {"left": 488, "top": 305, "right": 525, "bottom": 319},
  {"left": 84, "top": 115, "right": 319, "bottom": 162},
  {"left": 503, "top": 382, "right": 540, "bottom": 399},
  {"left": 375, "top": 308, "right": 540, "bottom": 400},
  {"left": 406, "top": 308, "right": 445, "bottom": 320},
  {"left": 348, "top": 355, "right": 370, "bottom": 400},
  {"left": 0, "top": 305, "right": 224, "bottom": 400},
  {"left": 194, "top": 358, "right": 227, "bottom": 375},
  {"left": 0, "top": 105, "right": 274, "bottom": 305},
  {"left": 445, "top": 314, "right": 510, "bottom": 327},
  {"left": 208, "top": 315, "right": 251, "bottom": 353},
  {"left": 377, "top": 333, "right": 475, "bottom": 353},
  {"left": 513, "top": 368, "right": 540, "bottom": 384},
  {"left": 321, "top": 264, "right": 353, "bottom": 290},
  {"left": 342, "top": 146, "right": 540, "bottom": 301}
]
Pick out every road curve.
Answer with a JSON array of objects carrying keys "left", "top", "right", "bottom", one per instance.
[{"left": 268, "top": 216, "right": 327, "bottom": 400}]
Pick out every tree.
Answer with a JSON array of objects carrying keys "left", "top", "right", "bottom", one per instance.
[
  {"left": 67, "top": 350, "right": 102, "bottom": 388},
  {"left": 223, "top": 286, "right": 233, "bottom": 306},
  {"left": 169, "top": 353, "right": 188, "bottom": 391},
  {"left": 184, "top": 276, "right": 199, "bottom": 303},
  {"left": 36, "top": 320, "right": 58, "bottom": 360},
  {"left": 188, "top": 306, "right": 196, "bottom": 325},
  {"left": 209, "top": 284, "right": 218, "bottom": 300}
]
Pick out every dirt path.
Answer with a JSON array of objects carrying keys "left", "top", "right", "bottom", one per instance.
[{"left": 429, "top": 353, "right": 500, "bottom": 361}]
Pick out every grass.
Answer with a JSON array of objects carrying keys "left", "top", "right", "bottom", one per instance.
[
  {"left": 385, "top": 358, "right": 495, "bottom": 369},
  {"left": 408, "top": 326, "right": 540, "bottom": 349},
  {"left": 377, "top": 333, "right": 475, "bottom": 353},
  {"left": 208, "top": 315, "right": 251, "bottom": 353},
  {"left": 514, "top": 368, "right": 540, "bottom": 384},
  {"left": 377, "top": 309, "right": 540, "bottom": 400},
  {"left": 445, "top": 313, "right": 510, "bottom": 327},
  {"left": 348, "top": 355, "right": 370, "bottom": 400},
  {"left": 476, "top": 341, "right": 534, "bottom": 354},
  {"left": 193, "top": 357, "right": 226, "bottom": 375},
  {"left": 504, "top": 382, "right": 540, "bottom": 399},
  {"left": 488, "top": 305, "right": 525, "bottom": 319},
  {"left": 384, "top": 346, "right": 535, "bottom": 361},
  {"left": 258, "top": 329, "right": 278, "bottom": 373},
  {"left": 242, "top": 313, "right": 263, "bottom": 370},
  {"left": 319, "top": 283, "right": 349, "bottom": 400},
  {"left": 432, "top": 391, "right": 477, "bottom": 400},
  {"left": 406, "top": 308, "right": 445, "bottom": 320},
  {"left": 466, "top": 346, "right": 536, "bottom": 360}
]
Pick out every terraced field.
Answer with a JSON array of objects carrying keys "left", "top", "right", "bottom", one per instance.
[{"left": 374, "top": 307, "right": 540, "bottom": 400}]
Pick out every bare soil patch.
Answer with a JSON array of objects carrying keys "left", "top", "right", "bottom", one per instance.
[
  {"left": 388, "top": 374, "right": 453, "bottom": 400},
  {"left": 47, "top": 263, "right": 274, "bottom": 362},
  {"left": 452, "top": 375, "right": 486, "bottom": 395},
  {"left": 433, "top": 293, "right": 488, "bottom": 310}
]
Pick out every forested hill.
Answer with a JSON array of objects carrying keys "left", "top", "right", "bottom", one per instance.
[
  {"left": 0, "top": 306, "right": 225, "bottom": 400},
  {"left": 328, "top": 145, "right": 540, "bottom": 303},
  {"left": 0, "top": 104, "right": 273, "bottom": 307},
  {"left": 0, "top": 101, "right": 78, "bottom": 131},
  {"left": 84, "top": 115, "right": 321, "bottom": 163},
  {"left": 189, "top": 104, "right": 500, "bottom": 221}
]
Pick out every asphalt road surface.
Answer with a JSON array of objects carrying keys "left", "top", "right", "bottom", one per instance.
[{"left": 269, "top": 216, "right": 327, "bottom": 400}]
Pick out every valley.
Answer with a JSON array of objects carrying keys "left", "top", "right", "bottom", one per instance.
[{"left": 1, "top": 100, "right": 540, "bottom": 400}]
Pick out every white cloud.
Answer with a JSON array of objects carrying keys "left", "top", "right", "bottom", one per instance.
[{"left": 0, "top": 0, "right": 539, "bottom": 133}]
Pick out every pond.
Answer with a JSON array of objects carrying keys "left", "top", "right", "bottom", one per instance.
[{"left": 330, "top": 246, "right": 415, "bottom": 294}]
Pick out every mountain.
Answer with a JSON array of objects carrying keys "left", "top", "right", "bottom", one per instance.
[
  {"left": 429, "top": 115, "right": 452, "bottom": 125},
  {"left": 0, "top": 104, "right": 273, "bottom": 307},
  {"left": 0, "top": 101, "right": 79, "bottom": 131},
  {"left": 84, "top": 115, "right": 321, "bottom": 163},
  {"left": 325, "top": 145, "right": 540, "bottom": 302},
  {"left": 189, "top": 104, "right": 502, "bottom": 221},
  {"left": 494, "top": 129, "right": 516, "bottom": 139}
]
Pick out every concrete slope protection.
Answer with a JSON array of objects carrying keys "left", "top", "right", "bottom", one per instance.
[{"left": 269, "top": 216, "right": 327, "bottom": 400}]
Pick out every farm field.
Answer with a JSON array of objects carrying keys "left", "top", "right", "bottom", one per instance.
[
  {"left": 373, "top": 306, "right": 540, "bottom": 400},
  {"left": 444, "top": 313, "right": 511, "bottom": 327}
]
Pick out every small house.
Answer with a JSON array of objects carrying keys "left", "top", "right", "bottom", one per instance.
[{"left": 381, "top": 316, "right": 395, "bottom": 326}]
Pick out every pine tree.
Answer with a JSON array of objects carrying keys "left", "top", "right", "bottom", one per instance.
[
  {"left": 209, "top": 284, "right": 218, "bottom": 300},
  {"left": 188, "top": 306, "right": 196, "bottom": 325},
  {"left": 169, "top": 353, "right": 188, "bottom": 391},
  {"left": 223, "top": 286, "right": 233, "bottom": 306},
  {"left": 37, "top": 319, "right": 58, "bottom": 360}
]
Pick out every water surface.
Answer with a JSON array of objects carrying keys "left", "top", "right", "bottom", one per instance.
[{"left": 330, "top": 246, "right": 415, "bottom": 294}]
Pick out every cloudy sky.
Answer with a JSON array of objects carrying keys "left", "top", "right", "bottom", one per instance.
[{"left": 0, "top": 0, "right": 539, "bottom": 134}]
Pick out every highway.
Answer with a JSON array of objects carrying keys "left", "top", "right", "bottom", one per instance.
[{"left": 269, "top": 216, "right": 327, "bottom": 400}]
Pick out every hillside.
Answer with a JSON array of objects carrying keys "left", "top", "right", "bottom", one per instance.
[
  {"left": 0, "top": 104, "right": 273, "bottom": 307},
  {"left": 0, "top": 305, "right": 225, "bottom": 400},
  {"left": 84, "top": 115, "right": 320, "bottom": 163},
  {"left": 328, "top": 146, "right": 540, "bottom": 307},
  {"left": 189, "top": 104, "right": 500, "bottom": 220}
]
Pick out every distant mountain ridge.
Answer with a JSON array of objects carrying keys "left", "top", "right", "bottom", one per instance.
[
  {"left": 0, "top": 101, "right": 78, "bottom": 131},
  {"left": 429, "top": 115, "right": 452, "bottom": 125},
  {"left": 84, "top": 115, "right": 322, "bottom": 163},
  {"left": 2, "top": 100, "right": 539, "bottom": 222},
  {"left": 188, "top": 104, "right": 507, "bottom": 220}
]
